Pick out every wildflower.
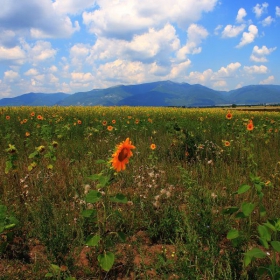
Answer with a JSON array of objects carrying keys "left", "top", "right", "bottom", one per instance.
[
  {"left": 224, "top": 141, "right": 230, "bottom": 147},
  {"left": 52, "top": 141, "right": 58, "bottom": 148},
  {"left": 135, "top": 119, "right": 139, "bottom": 124},
  {"left": 107, "top": 125, "right": 113, "bottom": 131},
  {"left": 36, "top": 145, "right": 45, "bottom": 153},
  {"left": 102, "top": 120, "right": 107, "bottom": 126},
  {"left": 25, "top": 132, "right": 30, "bottom": 137},
  {"left": 30, "top": 112, "right": 35, "bottom": 117},
  {"left": 77, "top": 120, "right": 82, "bottom": 125},
  {"left": 226, "top": 112, "right": 232, "bottom": 120},
  {"left": 6, "top": 144, "right": 17, "bottom": 154},
  {"left": 23, "top": 119, "right": 28, "bottom": 123},
  {"left": 247, "top": 120, "right": 254, "bottom": 131},
  {"left": 37, "top": 115, "right": 43, "bottom": 120},
  {"left": 6, "top": 115, "right": 10, "bottom": 120},
  {"left": 112, "top": 119, "right": 116, "bottom": 124},
  {"left": 150, "top": 143, "right": 156, "bottom": 150},
  {"left": 110, "top": 138, "right": 136, "bottom": 172}
]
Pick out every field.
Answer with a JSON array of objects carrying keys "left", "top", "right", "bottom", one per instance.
[{"left": 0, "top": 106, "right": 280, "bottom": 280}]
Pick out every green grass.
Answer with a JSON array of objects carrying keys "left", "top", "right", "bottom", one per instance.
[{"left": 0, "top": 106, "right": 280, "bottom": 279}]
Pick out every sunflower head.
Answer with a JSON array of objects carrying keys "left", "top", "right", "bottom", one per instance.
[
  {"left": 247, "top": 121, "right": 254, "bottom": 131},
  {"left": 111, "top": 138, "right": 136, "bottom": 172},
  {"left": 226, "top": 112, "right": 232, "bottom": 120}
]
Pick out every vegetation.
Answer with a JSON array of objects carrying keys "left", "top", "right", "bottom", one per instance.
[{"left": 0, "top": 106, "right": 280, "bottom": 279}]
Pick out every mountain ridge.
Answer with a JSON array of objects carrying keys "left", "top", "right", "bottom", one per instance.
[{"left": 1, "top": 81, "right": 280, "bottom": 107}]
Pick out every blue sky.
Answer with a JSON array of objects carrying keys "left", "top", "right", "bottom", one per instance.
[{"left": 0, "top": 0, "right": 279, "bottom": 98}]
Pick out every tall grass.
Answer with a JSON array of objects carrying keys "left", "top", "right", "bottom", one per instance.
[{"left": 0, "top": 106, "right": 280, "bottom": 279}]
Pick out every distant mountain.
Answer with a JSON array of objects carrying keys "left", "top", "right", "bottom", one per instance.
[
  {"left": 0, "top": 92, "right": 69, "bottom": 106},
  {"left": 1, "top": 81, "right": 280, "bottom": 107}
]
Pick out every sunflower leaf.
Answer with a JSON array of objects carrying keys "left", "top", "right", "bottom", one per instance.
[{"left": 109, "top": 194, "right": 127, "bottom": 203}]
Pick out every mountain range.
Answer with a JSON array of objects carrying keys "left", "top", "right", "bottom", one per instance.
[{"left": 1, "top": 81, "right": 280, "bottom": 107}]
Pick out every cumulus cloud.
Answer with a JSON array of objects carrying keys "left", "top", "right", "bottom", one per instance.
[
  {"left": 79, "top": 24, "right": 180, "bottom": 66},
  {"left": 82, "top": 0, "right": 217, "bottom": 40},
  {"left": 222, "top": 24, "right": 246, "bottom": 38},
  {"left": 253, "top": 2, "right": 268, "bottom": 18},
  {"left": 185, "top": 62, "right": 241, "bottom": 90},
  {"left": 236, "top": 8, "right": 247, "bottom": 23},
  {"left": 176, "top": 24, "right": 208, "bottom": 60},
  {"left": 261, "top": 16, "right": 274, "bottom": 26},
  {"left": 0, "top": 45, "right": 25, "bottom": 62},
  {"left": 4, "top": 70, "right": 20, "bottom": 81},
  {"left": 21, "top": 40, "right": 57, "bottom": 64},
  {"left": 243, "top": 65, "right": 268, "bottom": 74},
  {"left": 52, "top": 0, "right": 96, "bottom": 15},
  {"left": 276, "top": 6, "right": 280, "bottom": 17},
  {"left": 250, "top": 45, "right": 277, "bottom": 62},
  {"left": 24, "top": 68, "right": 39, "bottom": 76},
  {"left": 0, "top": 0, "right": 80, "bottom": 38},
  {"left": 236, "top": 25, "right": 258, "bottom": 48},
  {"left": 214, "top": 62, "right": 241, "bottom": 78},
  {"left": 260, "top": 75, "right": 274, "bottom": 84}
]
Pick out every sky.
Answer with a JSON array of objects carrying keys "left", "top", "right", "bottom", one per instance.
[{"left": 0, "top": 0, "right": 279, "bottom": 98}]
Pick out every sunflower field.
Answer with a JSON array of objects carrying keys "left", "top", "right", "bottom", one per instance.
[{"left": 0, "top": 106, "right": 280, "bottom": 279}]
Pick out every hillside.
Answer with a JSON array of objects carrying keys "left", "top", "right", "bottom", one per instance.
[{"left": 1, "top": 81, "right": 280, "bottom": 107}]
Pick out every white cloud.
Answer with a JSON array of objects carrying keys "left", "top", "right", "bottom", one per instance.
[
  {"left": 213, "top": 80, "right": 227, "bottom": 88},
  {"left": 222, "top": 24, "right": 246, "bottom": 38},
  {"left": 0, "top": 45, "right": 25, "bottom": 61},
  {"left": 250, "top": 45, "right": 277, "bottom": 62},
  {"left": 84, "top": 24, "right": 180, "bottom": 66},
  {"left": 185, "top": 62, "right": 241, "bottom": 89},
  {"left": 49, "top": 65, "right": 58, "bottom": 73},
  {"left": 236, "top": 8, "right": 247, "bottom": 23},
  {"left": 21, "top": 40, "right": 57, "bottom": 64},
  {"left": 187, "top": 69, "right": 214, "bottom": 85},
  {"left": 24, "top": 68, "right": 39, "bottom": 76},
  {"left": 236, "top": 25, "right": 258, "bottom": 48},
  {"left": 52, "top": 0, "right": 96, "bottom": 15},
  {"left": 276, "top": 6, "right": 280, "bottom": 17},
  {"left": 214, "top": 62, "right": 241, "bottom": 78},
  {"left": 177, "top": 24, "right": 208, "bottom": 60},
  {"left": 261, "top": 16, "right": 274, "bottom": 26},
  {"left": 243, "top": 65, "right": 268, "bottom": 74},
  {"left": 1, "top": 0, "right": 80, "bottom": 38},
  {"left": 82, "top": 0, "right": 218, "bottom": 40},
  {"left": 169, "top": 60, "right": 191, "bottom": 79},
  {"left": 4, "top": 70, "right": 20, "bottom": 81},
  {"left": 260, "top": 75, "right": 274, "bottom": 84},
  {"left": 253, "top": 2, "right": 268, "bottom": 18},
  {"left": 71, "top": 72, "right": 94, "bottom": 82},
  {"left": 214, "top": 25, "right": 223, "bottom": 35}
]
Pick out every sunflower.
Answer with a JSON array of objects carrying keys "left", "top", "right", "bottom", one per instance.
[
  {"left": 150, "top": 143, "right": 156, "bottom": 150},
  {"left": 247, "top": 120, "right": 254, "bottom": 131},
  {"left": 224, "top": 141, "right": 230, "bottom": 147},
  {"left": 111, "top": 138, "right": 136, "bottom": 172},
  {"left": 226, "top": 112, "right": 232, "bottom": 120}
]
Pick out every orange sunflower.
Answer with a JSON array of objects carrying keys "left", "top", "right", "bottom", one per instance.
[
  {"left": 150, "top": 143, "right": 156, "bottom": 150},
  {"left": 226, "top": 112, "right": 232, "bottom": 120},
  {"left": 111, "top": 138, "right": 136, "bottom": 172},
  {"left": 224, "top": 141, "right": 230, "bottom": 147},
  {"left": 247, "top": 120, "right": 254, "bottom": 131},
  {"left": 107, "top": 125, "right": 113, "bottom": 131}
]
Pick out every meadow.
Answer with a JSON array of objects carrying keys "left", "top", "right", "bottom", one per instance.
[{"left": 0, "top": 106, "right": 280, "bottom": 280}]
